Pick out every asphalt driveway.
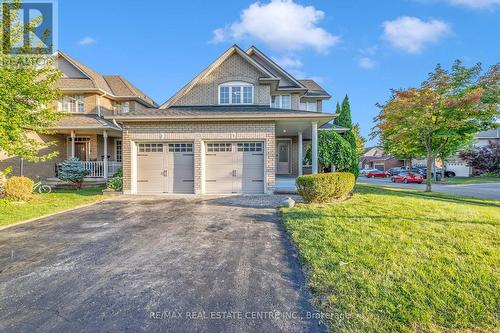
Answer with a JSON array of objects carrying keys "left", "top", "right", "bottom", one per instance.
[{"left": 0, "top": 196, "right": 326, "bottom": 333}]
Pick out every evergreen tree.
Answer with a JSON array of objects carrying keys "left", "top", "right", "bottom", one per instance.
[
  {"left": 58, "top": 158, "right": 89, "bottom": 189},
  {"left": 334, "top": 95, "right": 359, "bottom": 176}
]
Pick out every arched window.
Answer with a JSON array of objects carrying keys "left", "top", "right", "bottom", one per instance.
[{"left": 218, "top": 82, "right": 254, "bottom": 105}]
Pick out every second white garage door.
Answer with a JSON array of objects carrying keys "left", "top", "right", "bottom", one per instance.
[
  {"left": 205, "top": 142, "right": 264, "bottom": 194},
  {"left": 136, "top": 143, "right": 194, "bottom": 194}
]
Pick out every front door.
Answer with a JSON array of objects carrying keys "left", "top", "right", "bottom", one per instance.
[
  {"left": 74, "top": 142, "right": 87, "bottom": 161},
  {"left": 277, "top": 140, "right": 290, "bottom": 175}
]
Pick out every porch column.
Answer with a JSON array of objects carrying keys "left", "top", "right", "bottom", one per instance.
[
  {"left": 70, "top": 130, "right": 75, "bottom": 158},
  {"left": 298, "top": 131, "right": 303, "bottom": 176},
  {"left": 311, "top": 122, "right": 318, "bottom": 174},
  {"left": 103, "top": 130, "right": 108, "bottom": 180}
]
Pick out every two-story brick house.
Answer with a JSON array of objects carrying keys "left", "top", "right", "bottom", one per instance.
[
  {"left": 1, "top": 45, "right": 339, "bottom": 194},
  {"left": 0, "top": 51, "right": 157, "bottom": 180},
  {"left": 114, "top": 45, "right": 336, "bottom": 194}
]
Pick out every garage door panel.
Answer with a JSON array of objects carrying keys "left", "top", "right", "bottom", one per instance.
[
  {"left": 205, "top": 142, "right": 264, "bottom": 194},
  {"left": 136, "top": 143, "right": 194, "bottom": 195},
  {"left": 137, "top": 147, "right": 166, "bottom": 194},
  {"left": 168, "top": 152, "right": 194, "bottom": 194}
]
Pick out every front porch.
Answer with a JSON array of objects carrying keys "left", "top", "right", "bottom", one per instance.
[{"left": 55, "top": 128, "right": 122, "bottom": 180}]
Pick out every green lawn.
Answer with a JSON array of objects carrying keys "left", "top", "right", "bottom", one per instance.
[
  {"left": 440, "top": 176, "right": 500, "bottom": 185},
  {"left": 282, "top": 184, "right": 499, "bottom": 333},
  {"left": 0, "top": 187, "right": 107, "bottom": 228}
]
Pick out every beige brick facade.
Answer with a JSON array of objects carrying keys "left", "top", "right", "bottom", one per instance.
[
  {"left": 174, "top": 53, "right": 271, "bottom": 106},
  {"left": 122, "top": 121, "right": 276, "bottom": 194},
  {"left": 0, "top": 133, "right": 66, "bottom": 179}
]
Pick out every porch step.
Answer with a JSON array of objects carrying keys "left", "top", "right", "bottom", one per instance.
[{"left": 44, "top": 178, "right": 107, "bottom": 189}]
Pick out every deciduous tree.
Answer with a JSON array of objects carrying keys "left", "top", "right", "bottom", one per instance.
[
  {"left": 0, "top": 0, "right": 62, "bottom": 162},
  {"left": 374, "top": 60, "right": 499, "bottom": 191}
]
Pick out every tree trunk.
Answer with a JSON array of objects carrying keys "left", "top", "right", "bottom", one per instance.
[{"left": 425, "top": 151, "right": 433, "bottom": 192}]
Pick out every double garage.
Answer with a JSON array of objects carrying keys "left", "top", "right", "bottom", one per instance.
[{"left": 136, "top": 141, "right": 265, "bottom": 194}]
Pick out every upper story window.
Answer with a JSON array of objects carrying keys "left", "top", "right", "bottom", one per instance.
[
  {"left": 219, "top": 82, "right": 254, "bottom": 105},
  {"left": 122, "top": 101, "right": 130, "bottom": 113},
  {"left": 271, "top": 95, "right": 291, "bottom": 109},
  {"left": 59, "top": 95, "right": 84, "bottom": 112},
  {"left": 300, "top": 101, "right": 317, "bottom": 112},
  {"left": 114, "top": 101, "right": 130, "bottom": 113}
]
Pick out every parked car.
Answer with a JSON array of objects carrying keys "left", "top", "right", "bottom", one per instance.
[
  {"left": 360, "top": 168, "right": 379, "bottom": 176},
  {"left": 418, "top": 168, "right": 456, "bottom": 179},
  {"left": 391, "top": 171, "right": 424, "bottom": 184},
  {"left": 387, "top": 167, "right": 406, "bottom": 176},
  {"left": 366, "top": 170, "right": 389, "bottom": 178}
]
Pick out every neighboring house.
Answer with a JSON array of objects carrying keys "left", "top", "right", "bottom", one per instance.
[
  {"left": 445, "top": 128, "right": 500, "bottom": 177},
  {"left": 0, "top": 51, "right": 157, "bottom": 180},
  {"left": 360, "top": 147, "right": 405, "bottom": 171},
  {"left": 0, "top": 45, "right": 337, "bottom": 194}
]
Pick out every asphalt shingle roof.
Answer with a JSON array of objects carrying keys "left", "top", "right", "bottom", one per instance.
[
  {"left": 52, "top": 114, "right": 121, "bottom": 130},
  {"left": 298, "top": 79, "right": 331, "bottom": 98}
]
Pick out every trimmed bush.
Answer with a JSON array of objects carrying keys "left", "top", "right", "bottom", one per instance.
[
  {"left": 5, "top": 176, "right": 34, "bottom": 200},
  {"left": 296, "top": 172, "right": 355, "bottom": 203}
]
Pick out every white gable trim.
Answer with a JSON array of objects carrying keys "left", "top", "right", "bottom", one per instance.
[
  {"left": 246, "top": 46, "right": 306, "bottom": 90},
  {"left": 159, "top": 45, "right": 277, "bottom": 109},
  {"left": 56, "top": 51, "right": 92, "bottom": 80}
]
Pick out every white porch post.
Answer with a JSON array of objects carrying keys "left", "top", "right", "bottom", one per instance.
[
  {"left": 298, "top": 131, "right": 303, "bottom": 176},
  {"left": 103, "top": 130, "right": 108, "bottom": 180},
  {"left": 311, "top": 122, "right": 318, "bottom": 174},
  {"left": 70, "top": 130, "right": 75, "bottom": 158}
]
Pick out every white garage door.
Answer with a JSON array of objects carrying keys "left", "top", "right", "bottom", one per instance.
[
  {"left": 136, "top": 143, "right": 194, "bottom": 194},
  {"left": 205, "top": 142, "right": 264, "bottom": 194}
]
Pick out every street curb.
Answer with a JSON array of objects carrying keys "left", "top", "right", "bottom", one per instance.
[{"left": 0, "top": 199, "right": 110, "bottom": 231}]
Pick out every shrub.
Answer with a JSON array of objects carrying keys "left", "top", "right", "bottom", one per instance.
[
  {"left": 296, "top": 172, "right": 355, "bottom": 203},
  {"left": 5, "top": 176, "right": 34, "bottom": 200},
  {"left": 0, "top": 167, "right": 12, "bottom": 196},
  {"left": 112, "top": 168, "right": 123, "bottom": 178},
  {"left": 58, "top": 158, "right": 89, "bottom": 189},
  {"left": 107, "top": 176, "right": 123, "bottom": 191}
]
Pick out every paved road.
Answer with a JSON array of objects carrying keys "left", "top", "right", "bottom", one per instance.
[
  {"left": 358, "top": 177, "right": 500, "bottom": 200},
  {"left": 0, "top": 196, "right": 325, "bottom": 333}
]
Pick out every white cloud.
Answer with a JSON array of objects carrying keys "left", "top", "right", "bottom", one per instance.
[
  {"left": 382, "top": 16, "right": 451, "bottom": 53},
  {"left": 78, "top": 37, "right": 96, "bottom": 46},
  {"left": 210, "top": 0, "right": 339, "bottom": 53},
  {"left": 359, "top": 57, "right": 376, "bottom": 69},
  {"left": 272, "top": 55, "right": 303, "bottom": 69},
  {"left": 448, "top": 0, "right": 500, "bottom": 8}
]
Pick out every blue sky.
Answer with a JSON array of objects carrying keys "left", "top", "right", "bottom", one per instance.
[{"left": 59, "top": 0, "right": 499, "bottom": 145}]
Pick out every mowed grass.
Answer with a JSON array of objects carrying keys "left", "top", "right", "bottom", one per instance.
[
  {"left": 0, "top": 187, "right": 107, "bottom": 228},
  {"left": 282, "top": 184, "right": 500, "bottom": 332},
  {"left": 441, "top": 176, "right": 500, "bottom": 185}
]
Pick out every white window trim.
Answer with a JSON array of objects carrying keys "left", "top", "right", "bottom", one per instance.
[
  {"left": 271, "top": 94, "right": 292, "bottom": 109},
  {"left": 300, "top": 101, "right": 317, "bottom": 112},
  {"left": 218, "top": 81, "right": 254, "bottom": 105},
  {"left": 115, "top": 139, "right": 122, "bottom": 162},
  {"left": 59, "top": 95, "right": 85, "bottom": 113}
]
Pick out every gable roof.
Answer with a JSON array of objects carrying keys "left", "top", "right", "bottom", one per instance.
[
  {"left": 159, "top": 45, "right": 277, "bottom": 109},
  {"left": 103, "top": 75, "right": 157, "bottom": 106},
  {"left": 246, "top": 46, "right": 307, "bottom": 90},
  {"left": 299, "top": 79, "right": 331, "bottom": 98},
  {"left": 56, "top": 51, "right": 157, "bottom": 107}
]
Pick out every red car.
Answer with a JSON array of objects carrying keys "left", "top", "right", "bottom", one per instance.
[
  {"left": 391, "top": 172, "right": 424, "bottom": 184},
  {"left": 366, "top": 170, "right": 389, "bottom": 178}
]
